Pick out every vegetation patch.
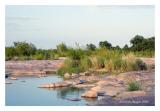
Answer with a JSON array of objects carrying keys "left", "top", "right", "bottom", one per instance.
[{"left": 127, "top": 80, "right": 141, "bottom": 91}]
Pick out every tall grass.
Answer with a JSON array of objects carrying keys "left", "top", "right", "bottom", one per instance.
[
  {"left": 57, "top": 48, "right": 85, "bottom": 75},
  {"left": 80, "top": 57, "right": 92, "bottom": 70},
  {"left": 57, "top": 48, "right": 148, "bottom": 76}
]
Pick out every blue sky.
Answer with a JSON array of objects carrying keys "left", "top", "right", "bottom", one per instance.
[{"left": 5, "top": 5, "right": 154, "bottom": 49}]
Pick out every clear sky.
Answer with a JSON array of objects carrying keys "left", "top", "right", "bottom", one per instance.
[{"left": 5, "top": 5, "right": 154, "bottom": 49}]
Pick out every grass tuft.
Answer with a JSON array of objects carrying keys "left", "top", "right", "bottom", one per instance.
[{"left": 127, "top": 80, "right": 141, "bottom": 91}]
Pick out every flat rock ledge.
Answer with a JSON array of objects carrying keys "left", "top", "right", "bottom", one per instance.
[
  {"left": 39, "top": 74, "right": 104, "bottom": 89},
  {"left": 6, "top": 59, "right": 65, "bottom": 76},
  {"left": 38, "top": 81, "right": 72, "bottom": 88}
]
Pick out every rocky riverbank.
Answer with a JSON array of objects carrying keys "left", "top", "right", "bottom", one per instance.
[
  {"left": 6, "top": 57, "right": 155, "bottom": 105},
  {"left": 87, "top": 69, "right": 155, "bottom": 105},
  {"left": 5, "top": 58, "right": 65, "bottom": 77},
  {"left": 39, "top": 69, "right": 154, "bottom": 105}
]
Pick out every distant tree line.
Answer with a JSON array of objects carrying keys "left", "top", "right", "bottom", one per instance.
[
  {"left": 5, "top": 35, "right": 155, "bottom": 61},
  {"left": 86, "top": 35, "right": 155, "bottom": 51}
]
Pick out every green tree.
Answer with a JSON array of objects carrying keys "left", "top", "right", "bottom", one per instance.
[
  {"left": 14, "top": 41, "right": 36, "bottom": 56},
  {"left": 99, "top": 41, "right": 112, "bottom": 49},
  {"left": 123, "top": 44, "right": 129, "bottom": 50},
  {"left": 130, "top": 35, "right": 155, "bottom": 51},
  {"left": 86, "top": 43, "right": 96, "bottom": 51},
  {"left": 5, "top": 47, "right": 16, "bottom": 59}
]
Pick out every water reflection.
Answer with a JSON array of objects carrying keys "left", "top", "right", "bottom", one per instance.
[{"left": 57, "top": 87, "right": 85, "bottom": 99}]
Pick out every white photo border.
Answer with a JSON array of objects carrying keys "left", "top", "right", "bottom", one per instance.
[{"left": 0, "top": 0, "right": 160, "bottom": 111}]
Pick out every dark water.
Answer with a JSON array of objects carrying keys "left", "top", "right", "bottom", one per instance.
[{"left": 5, "top": 75, "right": 96, "bottom": 106}]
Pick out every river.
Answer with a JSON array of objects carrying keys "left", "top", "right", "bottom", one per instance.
[{"left": 5, "top": 74, "right": 96, "bottom": 106}]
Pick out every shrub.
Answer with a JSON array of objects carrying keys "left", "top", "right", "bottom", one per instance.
[
  {"left": 33, "top": 54, "right": 44, "bottom": 60},
  {"left": 127, "top": 80, "right": 141, "bottom": 91},
  {"left": 134, "top": 59, "right": 147, "bottom": 70}
]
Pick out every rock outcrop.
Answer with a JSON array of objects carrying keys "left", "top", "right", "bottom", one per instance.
[
  {"left": 5, "top": 59, "right": 65, "bottom": 76},
  {"left": 39, "top": 82, "right": 71, "bottom": 88}
]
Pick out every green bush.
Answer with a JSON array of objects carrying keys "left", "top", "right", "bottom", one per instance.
[
  {"left": 127, "top": 81, "right": 141, "bottom": 91},
  {"left": 134, "top": 59, "right": 147, "bottom": 70}
]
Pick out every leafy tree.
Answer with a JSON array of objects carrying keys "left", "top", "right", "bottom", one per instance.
[
  {"left": 123, "top": 44, "right": 129, "bottom": 50},
  {"left": 5, "top": 47, "right": 16, "bottom": 57},
  {"left": 14, "top": 41, "right": 36, "bottom": 56},
  {"left": 86, "top": 43, "right": 96, "bottom": 51},
  {"left": 130, "top": 35, "right": 144, "bottom": 45},
  {"left": 99, "top": 41, "right": 112, "bottom": 49},
  {"left": 130, "top": 35, "right": 155, "bottom": 51},
  {"left": 115, "top": 45, "right": 121, "bottom": 50},
  {"left": 143, "top": 37, "right": 155, "bottom": 50}
]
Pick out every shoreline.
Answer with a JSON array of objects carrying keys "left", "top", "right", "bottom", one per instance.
[{"left": 5, "top": 58, "right": 155, "bottom": 106}]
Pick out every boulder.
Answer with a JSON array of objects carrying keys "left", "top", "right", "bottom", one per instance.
[
  {"left": 81, "top": 91, "right": 98, "bottom": 98},
  {"left": 64, "top": 73, "right": 71, "bottom": 79}
]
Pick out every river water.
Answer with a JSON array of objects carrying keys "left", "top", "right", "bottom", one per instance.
[{"left": 5, "top": 75, "right": 96, "bottom": 106}]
